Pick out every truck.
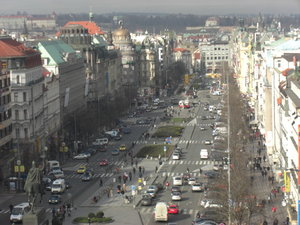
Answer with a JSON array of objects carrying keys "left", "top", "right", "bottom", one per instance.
[{"left": 154, "top": 202, "right": 168, "bottom": 222}]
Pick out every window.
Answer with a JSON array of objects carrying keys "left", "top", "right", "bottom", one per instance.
[
  {"left": 15, "top": 110, "right": 19, "bottom": 120},
  {"left": 24, "top": 110, "right": 27, "bottom": 120},
  {"left": 16, "top": 128, "right": 20, "bottom": 138},
  {"left": 277, "top": 63, "right": 281, "bottom": 68},
  {"left": 23, "top": 92, "right": 27, "bottom": 101},
  {"left": 14, "top": 92, "right": 18, "bottom": 102},
  {"left": 16, "top": 75, "right": 20, "bottom": 84},
  {"left": 24, "top": 128, "right": 28, "bottom": 138}
]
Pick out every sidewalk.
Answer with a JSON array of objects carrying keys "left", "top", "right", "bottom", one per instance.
[
  {"left": 245, "top": 139, "right": 288, "bottom": 225},
  {"left": 62, "top": 158, "right": 163, "bottom": 225}
]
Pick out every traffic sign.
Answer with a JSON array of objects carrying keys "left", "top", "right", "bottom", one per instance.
[
  {"left": 164, "top": 146, "right": 167, "bottom": 152},
  {"left": 131, "top": 185, "right": 136, "bottom": 190}
]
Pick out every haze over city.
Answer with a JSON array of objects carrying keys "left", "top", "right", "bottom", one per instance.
[{"left": 1, "top": 0, "right": 300, "bottom": 14}]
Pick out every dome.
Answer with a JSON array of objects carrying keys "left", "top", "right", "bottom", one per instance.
[{"left": 113, "top": 28, "right": 130, "bottom": 37}]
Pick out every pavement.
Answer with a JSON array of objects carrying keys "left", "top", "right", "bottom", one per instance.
[{"left": 245, "top": 138, "right": 290, "bottom": 225}]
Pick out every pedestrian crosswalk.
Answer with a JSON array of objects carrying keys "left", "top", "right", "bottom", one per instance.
[
  {"left": 167, "top": 160, "right": 214, "bottom": 165},
  {"left": 139, "top": 206, "right": 200, "bottom": 217},
  {"left": 160, "top": 171, "right": 203, "bottom": 177},
  {"left": 178, "top": 140, "right": 206, "bottom": 144},
  {"left": 64, "top": 172, "right": 114, "bottom": 179}
]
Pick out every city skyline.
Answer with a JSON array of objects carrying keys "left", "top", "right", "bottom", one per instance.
[{"left": 0, "top": 0, "right": 300, "bottom": 15}]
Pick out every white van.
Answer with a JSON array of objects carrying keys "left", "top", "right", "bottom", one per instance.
[
  {"left": 47, "top": 160, "right": 60, "bottom": 171},
  {"left": 51, "top": 179, "right": 66, "bottom": 194},
  {"left": 200, "top": 149, "right": 209, "bottom": 159},
  {"left": 154, "top": 202, "right": 168, "bottom": 222},
  {"left": 92, "top": 138, "right": 109, "bottom": 146},
  {"left": 173, "top": 176, "right": 183, "bottom": 186},
  {"left": 10, "top": 202, "right": 30, "bottom": 223}
]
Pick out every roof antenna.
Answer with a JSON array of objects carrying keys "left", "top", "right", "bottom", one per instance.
[{"left": 89, "top": 6, "right": 94, "bottom": 22}]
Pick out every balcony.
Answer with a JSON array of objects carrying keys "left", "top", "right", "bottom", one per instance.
[{"left": 0, "top": 133, "right": 12, "bottom": 146}]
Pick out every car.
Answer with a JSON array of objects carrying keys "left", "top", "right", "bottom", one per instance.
[
  {"left": 204, "top": 107, "right": 208, "bottom": 111},
  {"left": 191, "top": 183, "right": 205, "bottom": 192},
  {"left": 86, "top": 148, "right": 96, "bottom": 155},
  {"left": 148, "top": 185, "right": 158, "bottom": 193},
  {"left": 192, "top": 218, "right": 219, "bottom": 225},
  {"left": 204, "top": 171, "right": 219, "bottom": 179},
  {"left": 198, "top": 210, "right": 223, "bottom": 223},
  {"left": 188, "top": 177, "right": 197, "bottom": 185},
  {"left": 48, "top": 170, "right": 64, "bottom": 179},
  {"left": 76, "top": 165, "right": 86, "bottom": 174},
  {"left": 99, "top": 159, "right": 109, "bottom": 166},
  {"left": 171, "top": 187, "right": 181, "bottom": 194},
  {"left": 203, "top": 140, "right": 212, "bottom": 145},
  {"left": 167, "top": 204, "right": 179, "bottom": 214},
  {"left": 48, "top": 195, "right": 62, "bottom": 204},
  {"left": 145, "top": 189, "right": 156, "bottom": 198},
  {"left": 114, "top": 135, "right": 122, "bottom": 141},
  {"left": 73, "top": 153, "right": 90, "bottom": 160},
  {"left": 172, "top": 153, "right": 180, "bottom": 160},
  {"left": 111, "top": 149, "right": 120, "bottom": 155},
  {"left": 214, "top": 136, "right": 226, "bottom": 141},
  {"left": 208, "top": 115, "right": 215, "bottom": 119},
  {"left": 201, "top": 116, "right": 207, "bottom": 120},
  {"left": 97, "top": 145, "right": 107, "bottom": 152},
  {"left": 153, "top": 183, "right": 164, "bottom": 192},
  {"left": 119, "top": 144, "right": 127, "bottom": 151},
  {"left": 204, "top": 201, "right": 222, "bottom": 208},
  {"left": 81, "top": 172, "right": 93, "bottom": 182},
  {"left": 141, "top": 194, "right": 152, "bottom": 206},
  {"left": 171, "top": 191, "right": 182, "bottom": 201},
  {"left": 200, "top": 127, "right": 206, "bottom": 131},
  {"left": 122, "top": 127, "right": 131, "bottom": 134}
]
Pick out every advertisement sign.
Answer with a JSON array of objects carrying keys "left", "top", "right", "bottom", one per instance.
[{"left": 284, "top": 171, "right": 290, "bottom": 193}]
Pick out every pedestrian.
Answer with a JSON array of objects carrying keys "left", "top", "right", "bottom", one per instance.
[
  {"left": 99, "top": 178, "right": 103, "bottom": 187},
  {"left": 142, "top": 166, "right": 145, "bottom": 174},
  {"left": 286, "top": 217, "right": 290, "bottom": 225},
  {"left": 155, "top": 166, "right": 158, "bottom": 173},
  {"left": 199, "top": 168, "right": 202, "bottom": 174},
  {"left": 271, "top": 176, "right": 275, "bottom": 184},
  {"left": 52, "top": 207, "right": 56, "bottom": 217},
  {"left": 273, "top": 218, "right": 278, "bottom": 225},
  {"left": 186, "top": 167, "right": 190, "bottom": 173},
  {"left": 9, "top": 204, "right": 13, "bottom": 214},
  {"left": 271, "top": 206, "right": 277, "bottom": 213},
  {"left": 263, "top": 155, "right": 266, "bottom": 162},
  {"left": 133, "top": 167, "right": 136, "bottom": 175},
  {"left": 262, "top": 220, "right": 268, "bottom": 225},
  {"left": 129, "top": 172, "right": 132, "bottom": 181},
  {"left": 131, "top": 159, "right": 133, "bottom": 166},
  {"left": 118, "top": 175, "right": 122, "bottom": 183},
  {"left": 139, "top": 166, "right": 142, "bottom": 173}
]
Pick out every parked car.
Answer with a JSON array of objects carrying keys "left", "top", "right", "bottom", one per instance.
[
  {"left": 48, "top": 195, "right": 62, "bottom": 204},
  {"left": 141, "top": 194, "right": 152, "bottom": 206}
]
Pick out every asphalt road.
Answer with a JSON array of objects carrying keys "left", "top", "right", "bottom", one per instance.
[
  {"left": 137, "top": 89, "right": 225, "bottom": 225},
  {"left": 0, "top": 106, "right": 167, "bottom": 225}
]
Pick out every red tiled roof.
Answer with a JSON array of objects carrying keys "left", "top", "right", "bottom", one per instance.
[
  {"left": 64, "top": 21, "right": 105, "bottom": 35},
  {"left": 173, "top": 48, "right": 189, "bottom": 52},
  {"left": 194, "top": 53, "right": 200, "bottom": 60},
  {"left": 0, "top": 37, "right": 37, "bottom": 57}
]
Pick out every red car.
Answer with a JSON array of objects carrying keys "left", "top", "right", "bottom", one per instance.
[
  {"left": 99, "top": 159, "right": 109, "bottom": 166},
  {"left": 168, "top": 204, "right": 179, "bottom": 214}
]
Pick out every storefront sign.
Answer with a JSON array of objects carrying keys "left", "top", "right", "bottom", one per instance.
[{"left": 284, "top": 171, "right": 290, "bottom": 193}]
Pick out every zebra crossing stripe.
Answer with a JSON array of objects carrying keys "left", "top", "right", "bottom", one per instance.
[
  {"left": 180, "top": 161, "right": 183, "bottom": 165},
  {"left": 196, "top": 161, "right": 199, "bottom": 165},
  {"left": 100, "top": 174, "right": 105, "bottom": 177}
]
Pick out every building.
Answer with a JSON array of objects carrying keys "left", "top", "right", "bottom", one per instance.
[
  {"left": 0, "top": 44, "right": 13, "bottom": 180},
  {"left": 0, "top": 36, "right": 45, "bottom": 169}
]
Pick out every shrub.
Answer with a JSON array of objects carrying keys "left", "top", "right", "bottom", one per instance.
[
  {"left": 73, "top": 216, "right": 113, "bottom": 223},
  {"left": 88, "top": 212, "right": 95, "bottom": 218},
  {"left": 96, "top": 211, "right": 104, "bottom": 218}
]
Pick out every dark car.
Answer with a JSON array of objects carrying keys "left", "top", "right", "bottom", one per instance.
[
  {"left": 192, "top": 218, "right": 218, "bottom": 225},
  {"left": 114, "top": 135, "right": 122, "bottom": 141},
  {"left": 86, "top": 148, "right": 96, "bottom": 155},
  {"left": 122, "top": 127, "right": 131, "bottom": 134},
  {"left": 141, "top": 194, "right": 152, "bottom": 206},
  {"left": 203, "top": 171, "right": 219, "bottom": 179},
  {"left": 171, "top": 186, "right": 181, "bottom": 193},
  {"left": 48, "top": 195, "right": 62, "bottom": 204},
  {"left": 82, "top": 172, "right": 93, "bottom": 182},
  {"left": 199, "top": 209, "right": 223, "bottom": 223},
  {"left": 153, "top": 183, "right": 164, "bottom": 192}
]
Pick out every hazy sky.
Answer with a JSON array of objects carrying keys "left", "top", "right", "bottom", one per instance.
[{"left": 1, "top": 0, "right": 300, "bottom": 15}]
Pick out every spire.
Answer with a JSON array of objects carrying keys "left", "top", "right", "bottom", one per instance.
[
  {"left": 22, "top": 19, "right": 28, "bottom": 36},
  {"left": 89, "top": 7, "right": 94, "bottom": 22}
]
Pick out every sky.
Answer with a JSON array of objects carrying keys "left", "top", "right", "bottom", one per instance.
[{"left": 0, "top": 0, "right": 300, "bottom": 15}]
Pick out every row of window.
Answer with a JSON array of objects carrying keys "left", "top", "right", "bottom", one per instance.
[
  {"left": 15, "top": 127, "right": 29, "bottom": 139},
  {"left": 13, "top": 92, "right": 27, "bottom": 102},
  {"left": 14, "top": 109, "right": 28, "bottom": 120},
  {"left": 0, "top": 77, "right": 10, "bottom": 88},
  {"left": 0, "top": 109, "right": 11, "bottom": 122},
  {"left": 0, "top": 125, "right": 12, "bottom": 139},
  {"left": 0, "top": 94, "right": 11, "bottom": 106},
  {"left": 206, "top": 56, "right": 229, "bottom": 60}
]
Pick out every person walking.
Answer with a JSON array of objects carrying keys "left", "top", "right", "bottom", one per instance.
[
  {"left": 133, "top": 167, "right": 136, "bottom": 175},
  {"left": 9, "top": 204, "right": 13, "bottom": 214},
  {"left": 272, "top": 218, "right": 278, "bottom": 225},
  {"left": 142, "top": 166, "right": 145, "bottom": 174},
  {"left": 129, "top": 172, "right": 132, "bottom": 181},
  {"left": 155, "top": 166, "right": 158, "bottom": 173},
  {"left": 99, "top": 178, "right": 103, "bottom": 187},
  {"left": 286, "top": 217, "right": 290, "bottom": 225}
]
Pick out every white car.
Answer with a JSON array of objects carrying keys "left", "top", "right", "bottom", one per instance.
[
  {"left": 188, "top": 177, "right": 197, "bottom": 185},
  {"left": 191, "top": 183, "right": 204, "bottom": 192},
  {"left": 203, "top": 140, "right": 212, "bottom": 145},
  {"left": 200, "top": 127, "right": 206, "bottom": 131},
  {"left": 204, "top": 201, "right": 222, "bottom": 208},
  {"left": 171, "top": 192, "right": 182, "bottom": 201},
  {"left": 148, "top": 185, "right": 158, "bottom": 194},
  {"left": 73, "top": 153, "right": 90, "bottom": 159},
  {"left": 172, "top": 153, "right": 180, "bottom": 160},
  {"left": 48, "top": 170, "right": 64, "bottom": 179}
]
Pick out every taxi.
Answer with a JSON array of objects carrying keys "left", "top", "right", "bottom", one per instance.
[
  {"left": 76, "top": 165, "right": 86, "bottom": 174},
  {"left": 119, "top": 144, "right": 127, "bottom": 151}
]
